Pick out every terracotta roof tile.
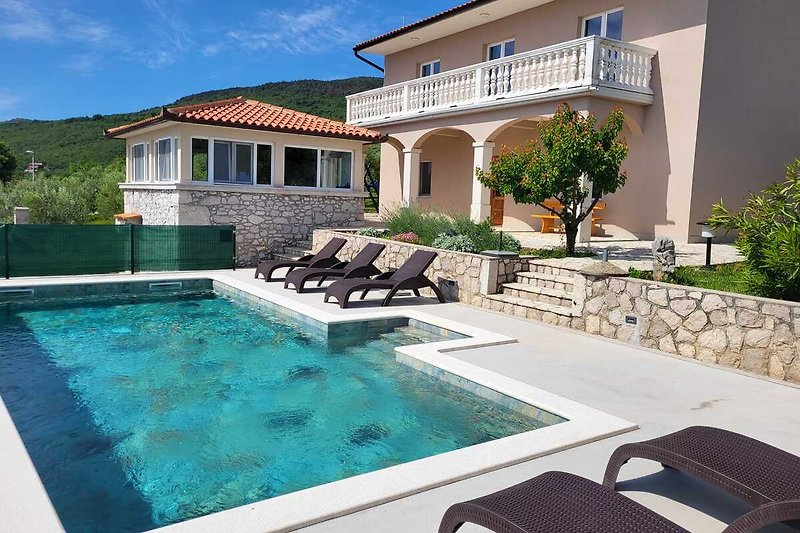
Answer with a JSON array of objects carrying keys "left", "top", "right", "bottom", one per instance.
[{"left": 106, "top": 96, "right": 381, "bottom": 141}]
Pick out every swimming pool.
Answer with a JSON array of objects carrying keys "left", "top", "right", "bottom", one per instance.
[{"left": 0, "top": 284, "right": 563, "bottom": 531}]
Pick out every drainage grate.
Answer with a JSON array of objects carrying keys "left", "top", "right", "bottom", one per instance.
[{"left": 148, "top": 281, "right": 183, "bottom": 292}]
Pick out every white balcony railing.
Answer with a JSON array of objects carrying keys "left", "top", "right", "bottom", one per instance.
[{"left": 347, "top": 36, "right": 657, "bottom": 125}]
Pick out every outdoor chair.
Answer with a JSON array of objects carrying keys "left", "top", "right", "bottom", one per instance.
[
  {"left": 323, "top": 250, "right": 445, "bottom": 308},
  {"left": 283, "top": 242, "right": 386, "bottom": 293},
  {"left": 440, "top": 426, "right": 800, "bottom": 533},
  {"left": 254, "top": 237, "right": 346, "bottom": 282},
  {"left": 438, "top": 471, "right": 800, "bottom": 533}
]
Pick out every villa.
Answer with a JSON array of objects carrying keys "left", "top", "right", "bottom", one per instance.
[
  {"left": 105, "top": 97, "right": 381, "bottom": 264},
  {"left": 347, "top": 0, "right": 800, "bottom": 243},
  {"left": 3, "top": 2, "right": 800, "bottom": 533}
]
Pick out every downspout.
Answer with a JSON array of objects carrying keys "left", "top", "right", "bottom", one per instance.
[{"left": 354, "top": 49, "right": 384, "bottom": 73}]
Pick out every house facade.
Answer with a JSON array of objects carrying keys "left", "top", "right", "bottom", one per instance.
[
  {"left": 106, "top": 97, "right": 380, "bottom": 265},
  {"left": 347, "top": 0, "right": 800, "bottom": 243}
]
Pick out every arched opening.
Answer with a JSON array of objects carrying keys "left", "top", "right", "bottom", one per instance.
[{"left": 412, "top": 128, "right": 476, "bottom": 215}]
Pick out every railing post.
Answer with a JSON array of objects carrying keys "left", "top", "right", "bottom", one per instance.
[
  {"left": 475, "top": 66, "right": 483, "bottom": 101},
  {"left": 346, "top": 97, "right": 352, "bottom": 123},
  {"left": 130, "top": 224, "right": 135, "bottom": 275},
  {"left": 402, "top": 85, "right": 410, "bottom": 114},
  {"left": 4, "top": 224, "right": 9, "bottom": 279},
  {"left": 583, "top": 36, "right": 598, "bottom": 86}
]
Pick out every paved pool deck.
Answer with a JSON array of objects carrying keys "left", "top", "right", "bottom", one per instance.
[{"left": 2, "top": 269, "right": 798, "bottom": 532}]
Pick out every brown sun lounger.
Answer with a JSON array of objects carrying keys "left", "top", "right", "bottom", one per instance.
[
  {"left": 283, "top": 242, "right": 386, "bottom": 293},
  {"left": 254, "top": 237, "right": 346, "bottom": 282},
  {"left": 439, "top": 470, "right": 800, "bottom": 533},
  {"left": 323, "top": 249, "right": 444, "bottom": 308},
  {"left": 603, "top": 426, "right": 800, "bottom": 510}
]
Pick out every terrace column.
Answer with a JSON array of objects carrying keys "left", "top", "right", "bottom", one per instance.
[
  {"left": 402, "top": 148, "right": 422, "bottom": 206},
  {"left": 470, "top": 141, "right": 495, "bottom": 222}
]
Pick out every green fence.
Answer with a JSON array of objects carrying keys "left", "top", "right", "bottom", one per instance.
[{"left": 0, "top": 224, "right": 236, "bottom": 278}]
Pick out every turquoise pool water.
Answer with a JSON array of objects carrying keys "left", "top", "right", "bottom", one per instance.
[{"left": 0, "top": 288, "right": 557, "bottom": 532}]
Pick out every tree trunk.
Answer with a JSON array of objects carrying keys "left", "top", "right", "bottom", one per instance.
[{"left": 565, "top": 224, "right": 578, "bottom": 256}]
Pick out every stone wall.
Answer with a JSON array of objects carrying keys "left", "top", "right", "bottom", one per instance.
[
  {"left": 312, "top": 229, "right": 530, "bottom": 303},
  {"left": 573, "top": 273, "right": 800, "bottom": 383},
  {"left": 124, "top": 188, "right": 365, "bottom": 266}
]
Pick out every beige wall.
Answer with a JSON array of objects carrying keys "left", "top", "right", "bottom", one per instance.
[
  {"left": 374, "top": 0, "right": 712, "bottom": 242},
  {"left": 122, "top": 122, "right": 367, "bottom": 192},
  {"left": 688, "top": 0, "right": 800, "bottom": 240}
]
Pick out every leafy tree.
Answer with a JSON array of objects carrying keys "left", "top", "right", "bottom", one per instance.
[
  {"left": 710, "top": 161, "right": 800, "bottom": 301},
  {"left": 477, "top": 103, "right": 628, "bottom": 255},
  {"left": 0, "top": 139, "right": 16, "bottom": 183}
]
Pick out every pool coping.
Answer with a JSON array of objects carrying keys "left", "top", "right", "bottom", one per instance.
[{"left": 0, "top": 271, "right": 638, "bottom": 533}]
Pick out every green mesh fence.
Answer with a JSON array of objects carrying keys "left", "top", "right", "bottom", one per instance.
[{"left": 1, "top": 225, "right": 235, "bottom": 278}]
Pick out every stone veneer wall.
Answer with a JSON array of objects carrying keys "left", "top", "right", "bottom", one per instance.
[
  {"left": 125, "top": 189, "right": 365, "bottom": 266},
  {"left": 572, "top": 273, "right": 800, "bottom": 383},
  {"left": 312, "top": 229, "right": 530, "bottom": 303}
]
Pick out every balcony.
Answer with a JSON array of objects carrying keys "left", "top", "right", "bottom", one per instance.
[{"left": 347, "top": 36, "right": 657, "bottom": 126}]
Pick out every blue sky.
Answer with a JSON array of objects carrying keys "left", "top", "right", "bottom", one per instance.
[{"left": 0, "top": 0, "right": 457, "bottom": 120}]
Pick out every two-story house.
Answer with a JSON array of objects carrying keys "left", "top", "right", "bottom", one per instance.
[{"left": 347, "top": 0, "right": 800, "bottom": 243}]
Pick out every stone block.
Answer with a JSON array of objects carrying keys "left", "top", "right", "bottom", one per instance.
[
  {"left": 657, "top": 308, "right": 682, "bottom": 331},
  {"left": 670, "top": 298, "right": 697, "bottom": 317},
  {"left": 769, "top": 355, "right": 787, "bottom": 380},
  {"left": 647, "top": 289, "right": 668, "bottom": 306},
  {"left": 697, "top": 329, "right": 727, "bottom": 353},
  {"left": 675, "top": 327, "right": 696, "bottom": 344},
  {"left": 684, "top": 309, "right": 709, "bottom": 332},
  {"left": 740, "top": 348, "right": 768, "bottom": 374},
  {"left": 658, "top": 335, "right": 677, "bottom": 354},
  {"left": 737, "top": 308, "right": 763, "bottom": 328},
  {"left": 625, "top": 281, "right": 643, "bottom": 298},
  {"left": 709, "top": 309, "right": 729, "bottom": 327},
  {"left": 762, "top": 303, "right": 791, "bottom": 322},
  {"left": 585, "top": 314, "right": 601, "bottom": 334},
  {"left": 744, "top": 329, "right": 772, "bottom": 349},
  {"left": 726, "top": 326, "right": 744, "bottom": 353},
  {"left": 678, "top": 343, "right": 696, "bottom": 358},
  {"left": 647, "top": 317, "right": 671, "bottom": 339},
  {"left": 701, "top": 293, "right": 727, "bottom": 313}
]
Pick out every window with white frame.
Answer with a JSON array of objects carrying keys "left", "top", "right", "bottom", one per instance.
[
  {"left": 420, "top": 59, "right": 441, "bottom": 78},
  {"left": 191, "top": 138, "right": 209, "bottom": 182},
  {"left": 284, "top": 147, "right": 353, "bottom": 189},
  {"left": 213, "top": 140, "right": 254, "bottom": 184},
  {"left": 192, "top": 137, "right": 272, "bottom": 185},
  {"left": 256, "top": 144, "right": 272, "bottom": 185},
  {"left": 131, "top": 143, "right": 147, "bottom": 182},
  {"left": 156, "top": 137, "right": 174, "bottom": 182},
  {"left": 487, "top": 38, "right": 515, "bottom": 61},
  {"left": 582, "top": 8, "right": 623, "bottom": 40}
]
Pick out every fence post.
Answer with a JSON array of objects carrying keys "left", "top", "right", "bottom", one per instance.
[
  {"left": 232, "top": 227, "right": 237, "bottom": 271},
  {"left": 3, "top": 225, "right": 9, "bottom": 279},
  {"left": 130, "top": 224, "right": 135, "bottom": 275}
]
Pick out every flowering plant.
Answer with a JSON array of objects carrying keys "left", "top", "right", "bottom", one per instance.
[{"left": 391, "top": 232, "right": 421, "bottom": 244}]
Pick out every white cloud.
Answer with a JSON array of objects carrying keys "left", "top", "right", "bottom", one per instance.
[
  {"left": 227, "top": 1, "right": 375, "bottom": 55},
  {"left": 61, "top": 53, "right": 102, "bottom": 74},
  {"left": 0, "top": 0, "right": 54, "bottom": 40}
]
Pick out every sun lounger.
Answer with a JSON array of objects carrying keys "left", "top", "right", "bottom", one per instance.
[
  {"left": 323, "top": 250, "right": 444, "bottom": 308},
  {"left": 603, "top": 426, "right": 800, "bottom": 509},
  {"left": 283, "top": 242, "right": 386, "bottom": 293},
  {"left": 439, "top": 470, "right": 800, "bottom": 533},
  {"left": 254, "top": 237, "right": 346, "bottom": 282}
]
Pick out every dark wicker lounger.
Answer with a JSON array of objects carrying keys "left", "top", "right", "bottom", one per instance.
[
  {"left": 323, "top": 249, "right": 445, "bottom": 308},
  {"left": 283, "top": 242, "right": 386, "bottom": 293},
  {"left": 254, "top": 237, "right": 346, "bottom": 282},
  {"left": 604, "top": 425, "right": 800, "bottom": 511},
  {"left": 439, "top": 471, "right": 800, "bottom": 533}
]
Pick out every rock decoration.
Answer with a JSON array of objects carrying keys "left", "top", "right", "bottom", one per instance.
[{"left": 652, "top": 236, "right": 676, "bottom": 281}]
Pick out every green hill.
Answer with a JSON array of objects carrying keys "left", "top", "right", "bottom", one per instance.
[{"left": 0, "top": 77, "right": 383, "bottom": 173}]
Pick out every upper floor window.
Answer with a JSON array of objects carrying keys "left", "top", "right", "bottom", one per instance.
[
  {"left": 582, "top": 8, "right": 623, "bottom": 41},
  {"left": 156, "top": 137, "right": 174, "bottom": 182},
  {"left": 420, "top": 59, "right": 441, "bottom": 78},
  {"left": 131, "top": 143, "right": 147, "bottom": 182},
  {"left": 487, "top": 39, "right": 515, "bottom": 61}
]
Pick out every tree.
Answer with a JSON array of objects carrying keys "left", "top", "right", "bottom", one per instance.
[
  {"left": 0, "top": 139, "right": 16, "bottom": 183},
  {"left": 477, "top": 103, "right": 629, "bottom": 255}
]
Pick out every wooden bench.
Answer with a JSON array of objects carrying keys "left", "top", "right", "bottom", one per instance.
[{"left": 531, "top": 200, "right": 606, "bottom": 236}]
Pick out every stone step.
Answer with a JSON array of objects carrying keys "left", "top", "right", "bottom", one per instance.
[
  {"left": 514, "top": 271, "right": 575, "bottom": 292},
  {"left": 272, "top": 253, "right": 302, "bottom": 261},
  {"left": 501, "top": 283, "right": 573, "bottom": 307},
  {"left": 528, "top": 262, "right": 582, "bottom": 279},
  {"left": 485, "top": 294, "right": 578, "bottom": 327}
]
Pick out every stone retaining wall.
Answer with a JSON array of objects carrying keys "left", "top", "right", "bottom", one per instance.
[
  {"left": 573, "top": 273, "right": 800, "bottom": 383},
  {"left": 312, "top": 229, "right": 530, "bottom": 303},
  {"left": 125, "top": 188, "right": 364, "bottom": 266}
]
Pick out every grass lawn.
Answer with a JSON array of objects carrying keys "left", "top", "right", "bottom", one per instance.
[{"left": 629, "top": 262, "right": 753, "bottom": 296}]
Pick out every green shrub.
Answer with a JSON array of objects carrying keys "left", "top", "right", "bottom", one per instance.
[
  {"left": 432, "top": 234, "right": 478, "bottom": 253},
  {"left": 355, "top": 227, "right": 388, "bottom": 238},
  {"left": 384, "top": 207, "right": 454, "bottom": 246},
  {"left": 384, "top": 206, "right": 520, "bottom": 253},
  {"left": 710, "top": 161, "right": 800, "bottom": 300}
]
